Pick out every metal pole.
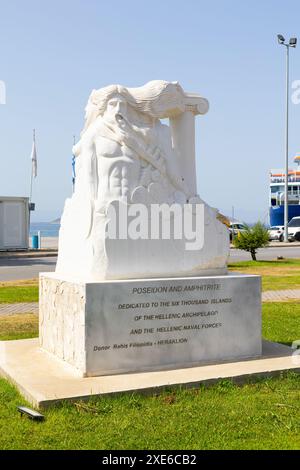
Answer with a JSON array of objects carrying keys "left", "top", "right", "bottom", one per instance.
[
  {"left": 29, "top": 172, "right": 33, "bottom": 204},
  {"left": 29, "top": 129, "right": 35, "bottom": 204},
  {"left": 28, "top": 129, "right": 35, "bottom": 250},
  {"left": 284, "top": 46, "right": 289, "bottom": 242},
  {"left": 231, "top": 206, "right": 235, "bottom": 242},
  {"left": 72, "top": 135, "right": 76, "bottom": 193}
]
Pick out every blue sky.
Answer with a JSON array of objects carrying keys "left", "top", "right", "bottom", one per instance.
[{"left": 1, "top": 0, "right": 300, "bottom": 222}]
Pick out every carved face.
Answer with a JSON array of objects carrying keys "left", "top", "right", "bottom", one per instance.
[{"left": 104, "top": 94, "right": 128, "bottom": 122}]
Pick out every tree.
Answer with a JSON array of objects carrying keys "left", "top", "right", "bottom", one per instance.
[{"left": 232, "top": 222, "right": 269, "bottom": 261}]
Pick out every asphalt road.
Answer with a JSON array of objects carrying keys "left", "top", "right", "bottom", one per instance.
[
  {"left": 229, "top": 245, "right": 300, "bottom": 262},
  {"left": 0, "top": 244, "right": 299, "bottom": 281},
  {"left": 0, "top": 256, "right": 57, "bottom": 281}
]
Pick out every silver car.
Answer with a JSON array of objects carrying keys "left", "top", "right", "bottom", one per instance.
[{"left": 268, "top": 226, "right": 284, "bottom": 242}]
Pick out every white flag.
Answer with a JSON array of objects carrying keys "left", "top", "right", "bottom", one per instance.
[{"left": 30, "top": 140, "right": 37, "bottom": 178}]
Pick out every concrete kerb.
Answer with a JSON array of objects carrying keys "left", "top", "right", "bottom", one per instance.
[
  {"left": 0, "top": 250, "right": 57, "bottom": 259},
  {"left": 230, "top": 242, "right": 300, "bottom": 249}
]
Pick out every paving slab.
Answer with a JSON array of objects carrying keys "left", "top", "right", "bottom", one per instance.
[
  {"left": 1, "top": 285, "right": 299, "bottom": 319},
  {"left": 0, "top": 303, "right": 38, "bottom": 316},
  {"left": 0, "top": 338, "right": 298, "bottom": 408},
  {"left": 262, "top": 289, "right": 300, "bottom": 302}
]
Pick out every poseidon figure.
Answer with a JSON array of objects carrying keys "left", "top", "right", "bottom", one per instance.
[{"left": 73, "top": 80, "right": 190, "bottom": 208}]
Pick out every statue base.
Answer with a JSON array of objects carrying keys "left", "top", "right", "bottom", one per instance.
[{"left": 39, "top": 272, "right": 262, "bottom": 377}]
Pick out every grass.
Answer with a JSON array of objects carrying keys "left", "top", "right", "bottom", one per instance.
[
  {"left": 0, "top": 259, "right": 299, "bottom": 301},
  {"left": 0, "top": 372, "right": 299, "bottom": 450},
  {"left": 1, "top": 302, "right": 299, "bottom": 346},
  {"left": 229, "top": 259, "right": 300, "bottom": 291},
  {"left": 0, "top": 267, "right": 299, "bottom": 449},
  {"left": 262, "top": 302, "right": 300, "bottom": 346},
  {"left": 1, "top": 258, "right": 298, "bottom": 303},
  {"left": 0, "top": 314, "right": 38, "bottom": 340},
  {"left": 0, "top": 279, "right": 38, "bottom": 303}
]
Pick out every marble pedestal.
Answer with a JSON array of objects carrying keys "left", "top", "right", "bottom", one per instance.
[{"left": 39, "top": 273, "right": 262, "bottom": 377}]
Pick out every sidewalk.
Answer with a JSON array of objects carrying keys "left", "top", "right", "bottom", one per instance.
[
  {"left": 0, "top": 302, "right": 39, "bottom": 316},
  {"left": 230, "top": 241, "right": 300, "bottom": 249},
  {"left": 262, "top": 289, "right": 300, "bottom": 302},
  {"left": 0, "top": 237, "right": 58, "bottom": 258},
  {"left": 0, "top": 289, "right": 299, "bottom": 317}
]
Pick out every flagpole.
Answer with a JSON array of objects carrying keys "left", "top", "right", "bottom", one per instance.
[
  {"left": 28, "top": 129, "right": 37, "bottom": 249},
  {"left": 29, "top": 129, "right": 35, "bottom": 204},
  {"left": 72, "top": 135, "right": 76, "bottom": 193}
]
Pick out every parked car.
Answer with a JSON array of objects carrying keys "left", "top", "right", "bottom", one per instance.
[
  {"left": 288, "top": 217, "right": 300, "bottom": 242},
  {"left": 229, "top": 223, "right": 247, "bottom": 241},
  {"left": 268, "top": 226, "right": 284, "bottom": 242}
]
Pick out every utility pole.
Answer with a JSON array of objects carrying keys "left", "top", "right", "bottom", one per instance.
[{"left": 277, "top": 34, "right": 297, "bottom": 241}]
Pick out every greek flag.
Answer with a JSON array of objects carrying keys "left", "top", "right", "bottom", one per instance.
[{"left": 72, "top": 155, "right": 76, "bottom": 188}]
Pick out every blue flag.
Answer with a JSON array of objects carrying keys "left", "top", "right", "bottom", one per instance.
[{"left": 72, "top": 155, "right": 76, "bottom": 187}]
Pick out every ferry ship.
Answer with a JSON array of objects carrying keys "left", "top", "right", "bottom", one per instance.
[{"left": 269, "top": 154, "right": 300, "bottom": 226}]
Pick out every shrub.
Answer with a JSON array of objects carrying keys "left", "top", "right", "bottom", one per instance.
[{"left": 233, "top": 222, "right": 269, "bottom": 260}]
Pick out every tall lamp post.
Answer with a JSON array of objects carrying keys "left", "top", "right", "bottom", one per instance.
[{"left": 277, "top": 34, "right": 297, "bottom": 242}]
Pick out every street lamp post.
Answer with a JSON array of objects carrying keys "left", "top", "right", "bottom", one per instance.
[{"left": 277, "top": 34, "right": 297, "bottom": 242}]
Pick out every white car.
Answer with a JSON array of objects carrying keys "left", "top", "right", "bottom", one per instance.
[
  {"left": 268, "top": 226, "right": 284, "bottom": 242},
  {"left": 288, "top": 217, "right": 300, "bottom": 242}
]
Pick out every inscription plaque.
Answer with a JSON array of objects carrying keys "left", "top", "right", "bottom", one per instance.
[{"left": 40, "top": 273, "right": 261, "bottom": 376}]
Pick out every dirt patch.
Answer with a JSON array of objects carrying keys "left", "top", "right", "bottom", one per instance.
[
  {"left": 0, "top": 279, "right": 38, "bottom": 288},
  {"left": 229, "top": 267, "right": 300, "bottom": 276},
  {"left": 0, "top": 313, "right": 38, "bottom": 339}
]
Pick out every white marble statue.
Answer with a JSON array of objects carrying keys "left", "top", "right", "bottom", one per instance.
[{"left": 56, "top": 80, "right": 229, "bottom": 280}]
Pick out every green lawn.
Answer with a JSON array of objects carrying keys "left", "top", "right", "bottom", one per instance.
[
  {"left": 0, "top": 265, "right": 299, "bottom": 449},
  {"left": 1, "top": 302, "right": 299, "bottom": 346},
  {"left": 0, "top": 372, "right": 299, "bottom": 450},
  {"left": 0, "top": 259, "right": 299, "bottom": 302},
  {"left": 229, "top": 259, "right": 300, "bottom": 269},
  {"left": 0, "top": 301, "right": 299, "bottom": 449},
  {"left": 262, "top": 277, "right": 300, "bottom": 292},
  {"left": 229, "top": 259, "right": 300, "bottom": 291},
  {"left": 0, "top": 285, "right": 38, "bottom": 303},
  {"left": 262, "top": 302, "right": 300, "bottom": 346}
]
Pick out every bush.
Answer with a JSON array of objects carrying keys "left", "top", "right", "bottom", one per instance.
[{"left": 233, "top": 222, "right": 269, "bottom": 260}]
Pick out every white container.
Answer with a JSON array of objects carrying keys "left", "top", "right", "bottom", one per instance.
[{"left": 0, "top": 196, "right": 29, "bottom": 250}]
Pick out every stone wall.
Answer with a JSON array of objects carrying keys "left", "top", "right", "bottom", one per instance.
[{"left": 39, "top": 275, "right": 86, "bottom": 373}]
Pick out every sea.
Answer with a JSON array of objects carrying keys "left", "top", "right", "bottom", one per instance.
[
  {"left": 29, "top": 220, "right": 256, "bottom": 238},
  {"left": 30, "top": 222, "right": 60, "bottom": 237}
]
